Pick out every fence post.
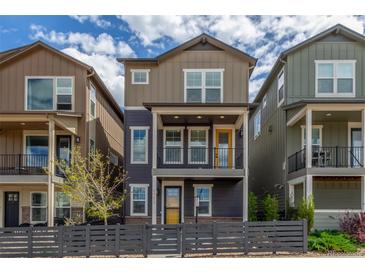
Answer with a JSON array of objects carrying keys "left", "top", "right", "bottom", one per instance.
[
  {"left": 273, "top": 220, "right": 277, "bottom": 254},
  {"left": 212, "top": 221, "right": 217, "bottom": 256},
  {"left": 58, "top": 225, "right": 64, "bottom": 258},
  {"left": 86, "top": 224, "right": 91, "bottom": 258},
  {"left": 302, "top": 219, "right": 308, "bottom": 253},
  {"left": 244, "top": 221, "right": 248, "bottom": 255},
  {"left": 27, "top": 226, "right": 33, "bottom": 258},
  {"left": 181, "top": 223, "right": 186, "bottom": 258},
  {"left": 115, "top": 223, "right": 120, "bottom": 258},
  {"left": 142, "top": 224, "right": 148, "bottom": 257}
]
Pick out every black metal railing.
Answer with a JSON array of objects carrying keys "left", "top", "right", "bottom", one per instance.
[
  {"left": 0, "top": 154, "right": 48, "bottom": 175},
  {"left": 288, "top": 146, "right": 364, "bottom": 173}
]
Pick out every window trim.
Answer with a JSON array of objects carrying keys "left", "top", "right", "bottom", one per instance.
[
  {"left": 301, "top": 125, "right": 323, "bottom": 149},
  {"left": 130, "top": 184, "right": 149, "bottom": 216},
  {"left": 183, "top": 69, "right": 224, "bottom": 103},
  {"left": 131, "top": 69, "right": 150, "bottom": 85},
  {"left": 89, "top": 83, "right": 97, "bottom": 119},
  {"left": 130, "top": 126, "right": 150, "bottom": 164},
  {"left": 163, "top": 127, "right": 184, "bottom": 164},
  {"left": 277, "top": 68, "right": 285, "bottom": 107},
  {"left": 254, "top": 109, "right": 262, "bottom": 140},
  {"left": 55, "top": 192, "right": 71, "bottom": 220},
  {"left": 315, "top": 60, "right": 356, "bottom": 97},
  {"left": 30, "top": 191, "right": 48, "bottom": 224},
  {"left": 25, "top": 76, "right": 75, "bottom": 112},
  {"left": 188, "top": 127, "right": 209, "bottom": 165},
  {"left": 193, "top": 184, "right": 213, "bottom": 217}
]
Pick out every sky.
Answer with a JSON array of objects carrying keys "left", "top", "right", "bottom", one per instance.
[{"left": 1, "top": 15, "right": 365, "bottom": 108}]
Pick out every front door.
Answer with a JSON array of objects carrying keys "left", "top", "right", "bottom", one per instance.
[
  {"left": 56, "top": 136, "right": 72, "bottom": 175},
  {"left": 351, "top": 128, "right": 362, "bottom": 167},
  {"left": 164, "top": 186, "right": 181, "bottom": 224},
  {"left": 215, "top": 129, "right": 233, "bottom": 168},
  {"left": 4, "top": 192, "right": 19, "bottom": 227}
]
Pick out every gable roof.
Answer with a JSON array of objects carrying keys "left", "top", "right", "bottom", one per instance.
[
  {"left": 0, "top": 40, "right": 123, "bottom": 122},
  {"left": 117, "top": 33, "right": 257, "bottom": 76},
  {"left": 253, "top": 24, "right": 365, "bottom": 104}
]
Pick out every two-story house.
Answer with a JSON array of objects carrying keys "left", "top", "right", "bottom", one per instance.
[
  {"left": 0, "top": 41, "right": 124, "bottom": 227},
  {"left": 119, "top": 34, "right": 256, "bottom": 224},
  {"left": 249, "top": 24, "right": 365, "bottom": 229}
]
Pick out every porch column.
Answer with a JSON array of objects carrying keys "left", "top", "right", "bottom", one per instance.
[
  {"left": 47, "top": 119, "right": 55, "bottom": 227},
  {"left": 152, "top": 112, "right": 158, "bottom": 224},
  {"left": 306, "top": 108, "right": 312, "bottom": 168},
  {"left": 361, "top": 176, "right": 365, "bottom": 211},
  {"left": 362, "top": 109, "right": 365, "bottom": 166},
  {"left": 305, "top": 175, "right": 313, "bottom": 200},
  {"left": 242, "top": 112, "right": 248, "bottom": 221},
  {"left": 288, "top": 184, "right": 295, "bottom": 207}
]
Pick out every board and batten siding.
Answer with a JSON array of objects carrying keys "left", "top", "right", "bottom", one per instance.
[
  {"left": 0, "top": 130, "right": 23, "bottom": 155},
  {"left": 124, "top": 50, "right": 250, "bottom": 106}
]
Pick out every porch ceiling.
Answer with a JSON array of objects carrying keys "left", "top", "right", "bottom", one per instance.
[
  {"left": 297, "top": 111, "right": 361, "bottom": 124},
  {"left": 0, "top": 121, "right": 62, "bottom": 131},
  {"left": 161, "top": 114, "right": 238, "bottom": 125}
]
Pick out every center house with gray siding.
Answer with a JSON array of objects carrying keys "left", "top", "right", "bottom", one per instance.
[
  {"left": 118, "top": 34, "right": 256, "bottom": 224},
  {"left": 249, "top": 24, "right": 365, "bottom": 230}
]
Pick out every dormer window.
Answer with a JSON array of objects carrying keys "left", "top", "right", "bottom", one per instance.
[{"left": 131, "top": 69, "right": 150, "bottom": 85}]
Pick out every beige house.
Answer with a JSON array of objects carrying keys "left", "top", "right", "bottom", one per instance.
[{"left": 0, "top": 41, "right": 124, "bottom": 227}]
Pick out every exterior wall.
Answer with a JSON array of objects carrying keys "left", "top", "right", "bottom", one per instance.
[
  {"left": 0, "top": 130, "right": 23, "bottom": 154},
  {"left": 124, "top": 50, "right": 250, "bottom": 106}
]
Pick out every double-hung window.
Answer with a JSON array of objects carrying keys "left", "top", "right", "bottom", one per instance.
[
  {"left": 90, "top": 84, "right": 97, "bottom": 118},
  {"left": 184, "top": 69, "right": 223, "bottom": 103},
  {"left": 131, "top": 69, "right": 150, "bottom": 84},
  {"left": 164, "top": 128, "right": 183, "bottom": 164},
  {"left": 26, "top": 77, "right": 73, "bottom": 111},
  {"left": 189, "top": 128, "right": 208, "bottom": 164},
  {"left": 55, "top": 192, "right": 71, "bottom": 220},
  {"left": 131, "top": 127, "right": 149, "bottom": 164},
  {"left": 194, "top": 185, "right": 212, "bottom": 216},
  {"left": 31, "top": 192, "right": 47, "bottom": 223},
  {"left": 254, "top": 110, "right": 261, "bottom": 140},
  {"left": 130, "top": 184, "right": 148, "bottom": 216},
  {"left": 277, "top": 69, "right": 284, "bottom": 106},
  {"left": 301, "top": 126, "right": 322, "bottom": 150},
  {"left": 315, "top": 60, "right": 356, "bottom": 97}
]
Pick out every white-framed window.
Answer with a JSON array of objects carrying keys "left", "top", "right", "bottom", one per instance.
[
  {"left": 277, "top": 69, "right": 285, "bottom": 106},
  {"left": 109, "top": 151, "right": 119, "bottom": 166},
  {"left": 164, "top": 128, "right": 183, "bottom": 164},
  {"left": 301, "top": 125, "right": 323, "bottom": 149},
  {"left": 194, "top": 184, "right": 213, "bottom": 216},
  {"left": 30, "top": 192, "right": 47, "bottom": 223},
  {"left": 131, "top": 69, "right": 150, "bottom": 85},
  {"left": 184, "top": 69, "right": 224, "bottom": 103},
  {"left": 26, "top": 76, "right": 74, "bottom": 111},
  {"left": 130, "top": 184, "right": 149, "bottom": 216},
  {"left": 263, "top": 94, "right": 267, "bottom": 109},
  {"left": 254, "top": 109, "right": 261, "bottom": 140},
  {"left": 315, "top": 60, "right": 356, "bottom": 97},
  {"left": 55, "top": 192, "right": 71, "bottom": 220},
  {"left": 130, "top": 127, "right": 149, "bottom": 164},
  {"left": 188, "top": 127, "right": 209, "bottom": 164},
  {"left": 90, "top": 84, "right": 97, "bottom": 119}
]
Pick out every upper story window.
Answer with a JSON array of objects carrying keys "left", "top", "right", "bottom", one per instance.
[
  {"left": 301, "top": 126, "right": 323, "bottom": 149},
  {"left": 131, "top": 69, "right": 150, "bottom": 84},
  {"left": 130, "top": 127, "right": 149, "bottom": 164},
  {"left": 164, "top": 128, "right": 183, "bottom": 164},
  {"left": 315, "top": 60, "right": 356, "bottom": 97},
  {"left": 254, "top": 109, "right": 261, "bottom": 140},
  {"left": 277, "top": 69, "right": 285, "bottom": 106},
  {"left": 189, "top": 128, "right": 208, "bottom": 164},
  {"left": 263, "top": 94, "right": 267, "bottom": 109},
  {"left": 90, "top": 84, "right": 97, "bottom": 118},
  {"left": 184, "top": 69, "right": 224, "bottom": 103},
  {"left": 26, "top": 76, "right": 73, "bottom": 111}
]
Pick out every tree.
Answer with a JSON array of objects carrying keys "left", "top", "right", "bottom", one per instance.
[
  {"left": 248, "top": 192, "right": 258, "bottom": 221},
  {"left": 297, "top": 195, "right": 315, "bottom": 233},
  {"left": 54, "top": 146, "right": 126, "bottom": 225},
  {"left": 263, "top": 194, "right": 279, "bottom": 221}
]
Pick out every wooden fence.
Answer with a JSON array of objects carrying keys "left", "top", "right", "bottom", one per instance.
[{"left": 0, "top": 220, "right": 307, "bottom": 257}]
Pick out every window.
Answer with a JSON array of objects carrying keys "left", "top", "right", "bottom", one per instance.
[
  {"left": 189, "top": 128, "right": 208, "bottom": 164},
  {"left": 130, "top": 184, "right": 148, "bottom": 216},
  {"left": 90, "top": 84, "right": 96, "bottom": 118},
  {"left": 315, "top": 60, "right": 356, "bottom": 97},
  {"left": 254, "top": 110, "right": 261, "bottom": 139},
  {"left": 31, "top": 192, "right": 47, "bottom": 223},
  {"left": 301, "top": 126, "right": 323, "bottom": 149},
  {"left": 194, "top": 185, "right": 212, "bottom": 216},
  {"left": 131, "top": 69, "right": 150, "bottom": 84},
  {"left": 25, "top": 135, "right": 48, "bottom": 167},
  {"left": 26, "top": 77, "right": 73, "bottom": 111},
  {"left": 131, "top": 127, "right": 149, "bottom": 164},
  {"left": 277, "top": 69, "right": 285, "bottom": 106},
  {"left": 263, "top": 94, "right": 267, "bottom": 108},
  {"left": 184, "top": 69, "right": 223, "bottom": 103},
  {"left": 164, "top": 128, "right": 183, "bottom": 164},
  {"left": 55, "top": 192, "right": 71, "bottom": 220},
  {"left": 89, "top": 138, "right": 95, "bottom": 153},
  {"left": 109, "top": 152, "right": 118, "bottom": 166}
]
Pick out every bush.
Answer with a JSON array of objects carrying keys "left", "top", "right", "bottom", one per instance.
[
  {"left": 340, "top": 212, "right": 365, "bottom": 243},
  {"left": 248, "top": 192, "right": 258, "bottom": 221},
  {"left": 263, "top": 194, "right": 279, "bottom": 221},
  {"left": 309, "top": 230, "right": 358, "bottom": 253},
  {"left": 297, "top": 195, "right": 315, "bottom": 233}
]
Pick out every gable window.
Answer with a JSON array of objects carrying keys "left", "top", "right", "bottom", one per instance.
[
  {"left": 130, "top": 184, "right": 148, "bottom": 216},
  {"left": 277, "top": 69, "right": 285, "bottom": 106},
  {"left": 315, "top": 60, "right": 355, "bottom": 97},
  {"left": 263, "top": 94, "right": 267, "bottom": 108},
  {"left": 55, "top": 192, "right": 71, "bottom": 220},
  {"left": 26, "top": 77, "right": 73, "bottom": 111},
  {"left": 90, "top": 84, "right": 97, "bottom": 118},
  {"left": 189, "top": 128, "right": 208, "bottom": 164},
  {"left": 301, "top": 125, "right": 323, "bottom": 149},
  {"left": 164, "top": 128, "right": 183, "bottom": 164},
  {"left": 194, "top": 185, "right": 212, "bottom": 216},
  {"left": 131, "top": 127, "right": 149, "bottom": 164},
  {"left": 31, "top": 192, "right": 47, "bottom": 223},
  {"left": 184, "top": 69, "right": 223, "bottom": 103},
  {"left": 131, "top": 69, "right": 150, "bottom": 84},
  {"left": 254, "top": 110, "right": 261, "bottom": 140}
]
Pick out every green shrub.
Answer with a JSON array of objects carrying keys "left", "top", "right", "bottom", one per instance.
[
  {"left": 263, "top": 194, "right": 279, "bottom": 221},
  {"left": 309, "top": 230, "right": 358, "bottom": 253},
  {"left": 248, "top": 192, "right": 258, "bottom": 221},
  {"left": 297, "top": 195, "right": 314, "bottom": 233}
]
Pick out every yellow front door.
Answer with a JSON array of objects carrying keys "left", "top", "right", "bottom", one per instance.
[
  {"left": 165, "top": 187, "right": 181, "bottom": 224},
  {"left": 215, "top": 129, "right": 233, "bottom": 168}
]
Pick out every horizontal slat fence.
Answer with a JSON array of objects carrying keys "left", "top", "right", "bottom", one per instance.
[{"left": 0, "top": 220, "right": 307, "bottom": 257}]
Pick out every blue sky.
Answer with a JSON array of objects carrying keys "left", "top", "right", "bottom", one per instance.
[{"left": 1, "top": 15, "right": 365, "bottom": 107}]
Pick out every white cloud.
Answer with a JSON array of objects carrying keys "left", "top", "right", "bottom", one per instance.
[{"left": 70, "top": 16, "right": 111, "bottom": 29}]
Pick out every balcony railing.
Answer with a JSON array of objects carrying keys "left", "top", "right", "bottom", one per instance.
[
  {"left": 288, "top": 146, "right": 363, "bottom": 173},
  {"left": 158, "top": 147, "right": 243, "bottom": 169},
  {"left": 0, "top": 154, "right": 48, "bottom": 175}
]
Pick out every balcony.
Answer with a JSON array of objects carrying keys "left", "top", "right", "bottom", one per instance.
[{"left": 0, "top": 154, "right": 48, "bottom": 175}]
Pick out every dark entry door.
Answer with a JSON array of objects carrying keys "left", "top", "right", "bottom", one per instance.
[
  {"left": 5, "top": 192, "right": 19, "bottom": 227},
  {"left": 351, "top": 128, "right": 362, "bottom": 167},
  {"left": 164, "top": 186, "right": 181, "bottom": 224}
]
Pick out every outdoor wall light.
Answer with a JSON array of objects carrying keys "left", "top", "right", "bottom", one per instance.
[
  {"left": 174, "top": 115, "right": 179, "bottom": 119},
  {"left": 197, "top": 115, "right": 202, "bottom": 119},
  {"left": 325, "top": 113, "right": 332, "bottom": 117}
]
